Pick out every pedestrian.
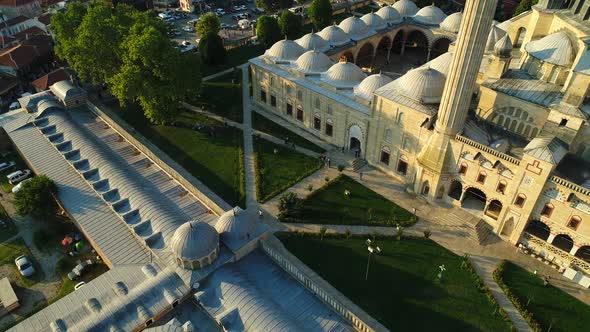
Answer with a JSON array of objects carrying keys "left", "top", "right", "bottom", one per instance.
[
  {"left": 258, "top": 209, "right": 263, "bottom": 220},
  {"left": 327, "top": 158, "right": 331, "bottom": 168},
  {"left": 412, "top": 207, "right": 417, "bottom": 215},
  {"left": 359, "top": 172, "right": 363, "bottom": 181},
  {"left": 341, "top": 146, "right": 345, "bottom": 153}
]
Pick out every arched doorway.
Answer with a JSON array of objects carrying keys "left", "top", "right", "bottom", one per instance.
[
  {"left": 514, "top": 27, "right": 526, "bottom": 48},
  {"left": 431, "top": 37, "right": 451, "bottom": 60},
  {"left": 575, "top": 246, "right": 590, "bottom": 263},
  {"left": 485, "top": 200, "right": 503, "bottom": 220},
  {"left": 341, "top": 51, "right": 354, "bottom": 63},
  {"left": 448, "top": 180, "right": 462, "bottom": 200},
  {"left": 501, "top": 217, "right": 515, "bottom": 236},
  {"left": 391, "top": 31, "right": 404, "bottom": 55},
  {"left": 404, "top": 30, "right": 429, "bottom": 64},
  {"left": 421, "top": 181, "right": 430, "bottom": 196},
  {"left": 525, "top": 220, "right": 550, "bottom": 241},
  {"left": 436, "top": 186, "right": 444, "bottom": 199},
  {"left": 375, "top": 36, "right": 392, "bottom": 67},
  {"left": 356, "top": 42, "right": 375, "bottom": 68},
  {"left": 349, "top": 124, "right": 363, "bottom": 157},
  {"left": 462, "top": 187, "right": 487, "bottom": 212},
  {"left": 552, "top": 234, "right": 574, "bottom": 253}
]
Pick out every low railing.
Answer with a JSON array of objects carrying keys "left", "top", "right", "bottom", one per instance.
[
  {"left": 549, "top": 175, "right": 590, "bottom": 197},
  {"left": 521, "top": 232, "right": 590, "bottom": 275},
  {"left": 455, "top": 134, "right": 521, "bottom": 166}
]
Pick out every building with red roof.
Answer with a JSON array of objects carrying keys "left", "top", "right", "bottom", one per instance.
[{"left": 0, "top": 0, "right": 42, "bottom": 19}]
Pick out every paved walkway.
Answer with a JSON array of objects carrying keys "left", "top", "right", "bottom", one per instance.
[
  {"left": 240, "top": 63, "right": 257, "bottom": 209},
  {"left": 202, "top": 67, "right": 235, "bottom": 82}
]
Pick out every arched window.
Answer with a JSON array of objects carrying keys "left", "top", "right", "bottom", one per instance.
[
  {"left": 458, "top": 162, "right": 468, "bottom": 175},
  {"left": 496, "top": 180, "right": 507, "bottom": 194},
  {"left": 325, "top": 118, "right": 333, "bottom": 136},
  {"left": 397, "top": 155, "right": 408, "bottom": 175},
  {"left": 567, "top": 216, "right": 582, "bottom": 230},
  {"left": 286, "top": 85, "right": 292, "bottom": 94},
  {"left": 514, "top": 193, "right": 526, "bottom": 207},
  {"left": 297, "top": 90, "right": 303, "bottom": 101},
  {"left": 397, "top": 112, "right": 404, "bottom": 125},
  {"left": 540, "top": 203, "right": 554, "bottom": 217},
  {"left": 315, "top": 98, "right": 321, "bottom": 109},
  {"left": 380, "top": 147, "right": 391, "bottom": 165},
  {"left": 531, "top": 127, "right": 539, "bottom": 137},
  {"left": 313, "top": 113, "right": 321, "bottom": 130},
  {"left": 384, "top": 129, "right": 392, "bottom": 142},
  {"left": 269, "top": 76, "right": 274, "bottom": 86},
  {"left": 476, "top": 171, "right": 486, "bottom": 184},
  {"left": 327, "top": 105, "right": 333, "bottom": 115}
]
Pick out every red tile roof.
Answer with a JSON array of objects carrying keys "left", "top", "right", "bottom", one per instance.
[
  {"left": 0, "top": 0, "right": 36, "bottom": 7},
  {"left": 0, "top": 34, "right": 52, "bottom": 69},
  {"left": 0, "top": 15, "right": 29, "bottom": 29},
  {"left": 36, "top": 12, "right": 51, "bottom": 26},
  {"left": 32, "top": 67, "right": 67, "bottom": 90},
  {"left": 13, "top": 26, "right": 45, "bottom": 41},
  {"left": 0, "top": 35, "right": 16, "bottom": 46}
]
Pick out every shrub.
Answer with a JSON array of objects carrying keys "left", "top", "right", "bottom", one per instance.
[
  {"left": 278, "top": 192, "right": 301, "bottom": 213},
  {"left": 319, "top": 226, "right": 327, "bottom": 240},
  {"left": 344, "top": 228, "right": 351, "bottom": 239},
  {"left": 337, "top": 164, "right": 345, "bottom": 172},
  {"left": 423, "top": 229, "right": 431, "bottom": 239},
  {"left": 325, "top": 176, "right": 330, "bottom": 182},
  {"left": 307, "top": 184, "right": 313, "bottom": 192},
  {"left": 396, "top": 227, "right": 404, "bottom": 240}
]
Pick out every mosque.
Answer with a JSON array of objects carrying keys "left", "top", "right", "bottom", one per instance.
[{"left": 249, "top": 0, "right": 590, "bottom": 277}]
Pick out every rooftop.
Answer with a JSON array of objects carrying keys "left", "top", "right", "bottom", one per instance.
[{"left": 482, "top": 70, "right": 563, "bottom": 107}]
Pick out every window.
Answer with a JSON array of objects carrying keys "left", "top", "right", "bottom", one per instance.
[
  {"left": 297, "top": 90, "right": 303, "bottom": 101},
  {"left": 314, "top": 98, "right": 321, "bottom": 109},
  {"left": 313, "top": 114, "right": 321, "bottom": 130},
  {"left": 397, "top": 112, "right": 404, "bottom": 125},
  {"left": 496, "top": 181, "right": 507, "bottom": 194},
  {"left": 397, "top": 157, "right": 408, "bottom": 175},
  {"left": 260, "top": 89, "right": 267, "bottom": 103},
  {"left": 380, "top": 147, "right": 390, "bottom": 165},
  {"left": 541, "top": 203, "right": 554, "bottom": 217},
  {"left": 559, "top": 118, "right": 568, "bottom": 127},
  {"left": 172, "top": 300, "right": 180, "bottom": 308},
  {"left": 296, "top": 108, "right": 304, "bottom": 122},
  {"left": 325, "top": 120, "right": 333, "bottom": 136},
  {"left": 567, "top": 216, "right": 582, "bottom": 230},
  {"left": 145, "top": 319, "right": 154, "bottom": 327},
  {"left": 402, "top": 136, "right": 410, "bottom": 151},
  {"left": 384, "top": 129, "right": 392, "bottom": 143},
  {"left": 458, "top": 163, "right": 468, "bottom": 175},
  {"left": 286, "top": 85, "right": 292, "bottom": 94},
  {"left": 476, "top": 172, "right": 486, "bottom": 184},
  {"left": 271, "top": 95, "right": 276, "bottom": 107},
  {"left": 269, "top": 76, "right": 274, "bottom": 87},
  {"left": 514, "top": 194, "right": 526, "bottom": 207},
  {"left": 327, "top": 105, "right": 333, "bottom": 115},
  {"left": 286, "top": 103, "right": 293, "bottom": 116}
]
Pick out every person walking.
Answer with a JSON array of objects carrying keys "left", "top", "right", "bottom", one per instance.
[
  {"left": 258, "top": 209, "right": 263, "bottom": 220},
  {"left": 359, "top": 172, "right": 363, "bottom": 181},
  {"left": 327, "top": 158, "right": 331, "bottom": 168}
]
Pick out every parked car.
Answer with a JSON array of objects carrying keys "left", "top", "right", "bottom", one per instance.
[
  {"left": 11, "top": 178, "right": 32, "bottom": 194},
  {"left": 220, "top": 23, "right": 230, "bottom": 29},
  {"left": 182, "top": 26, "right": 195, "bottom": 32},
  {"left": 74, "top": 281, "right": 86, "bottom": 290},
  {"left": 7, "top": 169, "right": 31, "bottom": 184},
  {"left": 9, "top": 102, "right": 20, "bottom": 111},
  {"left": 0, "top": 161, "right": 15, "bottom": 173},
  {"left": 15, "top": 255, "right": 35, "bottom": 277}
]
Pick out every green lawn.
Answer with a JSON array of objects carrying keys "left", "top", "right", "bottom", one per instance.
[
  {"left": 254, "top": 136, "right": 322, "bottom": 203},
  {"left": 201, "top": 44, "right": 265, "bottom": 77},
  {"left": 279, "top": 234, "right": 513, "bottom": 332},
  {"left": 54, "top": 256, "right": 109, "bottom": 301},
  {"left": 252, "top": 112, "right": 326, "bottom": 154},
  {"left": 496, "top": 261, "right": 590, "bottom": 332},
  {"left": 281, "top": 174, "right": 414, "bottom": 226},
  {"left": 0, "top": 203, "right": 17, "bottom": 242},
  {"left": 0, "top": 239, "right": 44, "bottom": 287},
  {"left": 190, "top": 68, "right": 243, "bottom": 123},
  {"left": 117, "top": 104, "right": 245, "bottom": 207}
]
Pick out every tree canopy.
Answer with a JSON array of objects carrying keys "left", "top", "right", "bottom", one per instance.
[
  {"left": 256, "top": 15, "right": 282, "bottom": 47},
  {"left": 514, "top": 0, "right": 539, "bottom": 17},
  {"left": 255, "top": 0, "right": 293, "bottom": 12},
  {"left": 196, "top": 12, "right": 220, "bottom": 37},
  {"left": 51, "top": 0, "right": 201, "bottom": 124},
  {"left": 15, "top": 175, "right": 58, "bottom": 218},
  {"left": 279, "top": 10, "right": 301, "bottom": 40},
  {"left": 200, "top": 31, "right": 226, "bottom": 65},
  {"left": 255, "top": 0, "right": 273, "bottom": 12},
  {"left": 308, "top": 0, "right": 332, "bottom": 30}
]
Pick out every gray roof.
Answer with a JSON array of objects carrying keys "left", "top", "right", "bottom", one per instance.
[
  {"left": 0, "top": 277, "right": 18, "bottom": 308},
  {"left": 574, "top": 50, "right": 590, "bottom": 75},
  {"left": 50, "top": 80, "right": 85, "bottom": 100},
  {"left": 483, "top": 70, "right": 563, "bottom": 107},
  {"left": 214, "top": 207, "right": 255, "bottom": 244},
  {"left": 17, "top": 91, "right": 52, "bottom": 112},
  {"left": 523, "top": 136, "right": 568, "bottom": 164},
  {"left": 170, "top": 221, "right": 218, "bottom": 261},
  {"left": 9, "top": 264, "right": 190, "bottom": 332},
  {"left": 525, "top": 31, "right": 575, "bottom": 67}
]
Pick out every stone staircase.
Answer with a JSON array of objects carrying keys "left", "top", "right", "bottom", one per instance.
[
  {"left": 352, "top": 158, "right": 367, "bottom": 172},
  {"left": 475, "top": 219, "right": 494, "bottom": 246}
]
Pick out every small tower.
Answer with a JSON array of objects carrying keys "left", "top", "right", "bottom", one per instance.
[{"left": 484, "top": 34, "right": 513, "bottom": 81}]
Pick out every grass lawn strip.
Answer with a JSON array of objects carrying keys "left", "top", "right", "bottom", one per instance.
[
  {"left": 254, "top": 136, "right": 322, "bottom": 203},
  {"left": 279, "top": 234, "right": 513, "bottom": 332},
  {"left": 494, "top": 260, "right": 590, "bottom": 332},
  {"left": 252, "top": 112, "right": 326, "bottom": 154},
  {"left": 190, "top": 69, "right": 243, "bottom": 123},
  {"left": 282, "top": 174, "right": 415, "bottom": 226}
]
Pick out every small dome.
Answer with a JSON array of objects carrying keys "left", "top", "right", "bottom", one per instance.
[
  {"left": 393, "top": 0, "right": 419, "bottom": 18},
  {"left": 440, "top": 11, "right": 462, "bottom": 33},
  {"left": 169, "top": 220, "right": 218, "bottom": 263},
  {"left": 525, "top": 31, "right": 575, "bottom": 67},
  {"left": 425, "top": 52, "right": 453, "bottom": 76},
  {"left": 295, "top": 32, "right": 329, "bottom": 52},
  {"left": 485, "top": 25, "right": 505, "bottom": 53},
  {"left": 494, "top": 34, "right": 513, "bottom": 57},
  {"left": 266, "top": 39, "right": 305, "bottom": 62},
  {"left": 338, "top": 16, "right": 370, "bottom": 39},
  {"left": 376, "top": 6, "right": 403, "bottom": 24},
  {"left": 361, "top": 12, "right": 387, "bottom": 30},
  {"left": 323, "top": 61, "right": 367, "bottom": 87},
  {"left": 354, "top": 74, "right": 392, "bottom": 100},
  {"left": 317, "top": 24, "right": 350, "bottom": 47},
  {"left": 295, "top": 50, "right": 334, "bottom": 74},
  {"left": 395, "top": 67, "right": 446, "bottom": 104},
  {"left": 215, "top": 207, "right": 256, "bottom": 242},
  {"left": 413, "top": 4, "right": 447, "bottom": 26}
]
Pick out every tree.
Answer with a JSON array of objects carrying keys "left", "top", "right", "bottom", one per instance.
[
  {"left": 494, "top": 0, "right": 505, "bottom": 21},
  {"left": 513, "top": 0, "right": 539, "bottom": 17},
  {"left": 344, "top": 228, "right": 351, "bottom": 239},
  {"left": 15, "top": 176, "right": 58, "bottom": 218},
  {"left": 200, "top": 31, "right": 226, "bottom": 65},
  {"left": 51, "top": 1, "right": 86, "bottom": 64},
  {"left": 319, "top": 226, "right": 327, "bottom": 240},
  {"left": 279, "top": 10, "right": 301, "bottom": 39},
  {"left": 196, "top": 12, "right": 220, "bottom": 37},
  {"left": 255, "top": 0, "right": 273, "bottom": 12},
  {"left": 279, "top": 0, "right": 294, "bottom": 9},
  {"left": 308, "top": 0, "right": 332, "bottom": 30},
  {"left": 256, "top": 15, "right": 282, "bottom": 47},
  {"left": 278, "top": 192, "right": 300, "bottom": 213}
]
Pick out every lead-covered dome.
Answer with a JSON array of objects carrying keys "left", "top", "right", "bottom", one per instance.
[
  {"left": 494, "top": 34, "right": 513, "bottom": 58},
  {"left": 323, "top": 61, "right": 367, "bottom": 87},
  {"left": 318, "top": 24, "right": 350, "bottom": 47},
  {"left": 295, "top": 32, "right": 329, "bottom": 52},
  {"left": 425, "top": 51, "right": 453, "bottom": 76},
  {"left": 376, "top": 6, "right": 403, "bottom": 24},
  {"left": 170, "top": 220, "right": 219, "bottom": 270},
  {"left": 215, "top": 207, "right": 256, "bottom": 243},
  {"left": 354, "top": 74, "right": 392, "bottom": 100},
  {"left": 485, "top": 25, "right": 505, "bottom": 53},
  {"left": 525, "top": 31, "right": 575, "bottom": 67},
  {"left": 338, "top": 16, "right": 370, "bottom": 39},
  {"left": 265, "top": 39, "right": 305, "bottom": 62},
  {"left": 393, "top": 0, "right": 419, "bottom": 18},
  {"left": 295, "top": 50, "right": 334, "bottom": 74},
  {"left": 440, "top": 11, "right": 462, "bottom": 33},
  {"left": 413, "top": 4, "right": 447, "bottom": 25},
  {"left": 395, "top": 67, "right": 446, "bottom": 104},
  {"left": 361, "top": 12, "right": 387, "bottom": 30}
]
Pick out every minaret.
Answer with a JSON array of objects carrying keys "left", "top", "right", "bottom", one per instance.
[{"left": 415, "top": 0, "right": 498, "bottom": 197}]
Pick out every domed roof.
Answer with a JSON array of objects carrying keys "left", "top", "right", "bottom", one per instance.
[
  {"left": 425, "top": 52, "right": 453, "bottom": 76},
  {"left": 169, "top": 220, "right": 218, "bottom": 262},
  {"left": 413, "top": 4, "right": 447, "bottom": 26},
  {"left": 361, "top": 12, "right": 387, "bottom": 30},
  {"left": 525, "top": 31, "right": 575, "bottom": 67},
  {"left": 392, "top": 0, "right": 419, "bottom": 18},
  {"left": 295, "top": 32, "right": 329, "bottom": 52},
  {"left": 266, "top": 39, "right": 305, "bottom": 62},
  {"left": 395, "top": 67, "right": 446, "bottom": 104},
  {"left": 323, "top": 61, "right": 367, "bottom": 87},
  {"left": 440, "top": 11, "right": 462, "bottom": 33},
  {"left": 215, "top": 207, "right": 255, "bottom": 242},
  {"left": 485, "top": 25, "right": 505, "bottom": 53},
  {"left": 494, "top": 34, "right": 513, "bottom": 57},
  {"left": 354, "top": 74, "right": 393, "bottom": 100},
  {"left": 317, "top": 24, "right": 350, "bottom": 46},
  {"left": 338, "top": 16, "right": 370, "bottom": 39},
  {"left": 376, "top": 6, "right": 403, "bottom": 24},
  {"left": 295, "top": 50, "right": 334, "bottom": 73}
]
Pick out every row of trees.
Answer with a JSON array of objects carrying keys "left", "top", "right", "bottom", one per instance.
[
  {"left": 196, "top": 13, "right": 227, "bottom": 65},
  {"left": 52, "top": 1, "right": 200, "bottom": 124}
]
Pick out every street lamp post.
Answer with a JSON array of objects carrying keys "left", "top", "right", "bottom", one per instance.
[{"left": 365, "top": 239, "right": 381, "bottom": 281}]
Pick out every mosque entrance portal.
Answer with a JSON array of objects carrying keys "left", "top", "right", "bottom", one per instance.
[{"left": 350, "top": 137, "right": 361, "bottom": 157}]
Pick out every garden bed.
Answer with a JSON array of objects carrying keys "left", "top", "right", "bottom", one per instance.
[{"left": 252, "top": 112, "right": 325, "bottom": 154}]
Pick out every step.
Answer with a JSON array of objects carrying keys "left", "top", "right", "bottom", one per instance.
[
  {"left": 64, "top": 149, "right": 81, "bottom": 162},
  {"left": 73, "top": 159, "right": 90, "bottom": 172},
  {"left": 122, "top": 209, "right": 141, "bottom": 225},
  {"left": 83, "top": 169, "right": 101, "bottom": 183},
  {"left": 102, "top": 189, "right": 120, "bottom": 203},
  {"left": 112, "top": 198, "right": 131, "bottom": 214},
  {"left": 39, "top": 124, "right": 56, "bottom": 135},
  {"left": 55, "top": 141, "right": 72, "bottom": 152}
]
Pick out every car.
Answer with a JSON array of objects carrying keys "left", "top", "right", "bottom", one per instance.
[
  {"left": 238, "top": 5, "right": 247, "bottom": 10},
  {"left": 11, "top": 178, "right": 32, "bottom": 194},
  {"left": 182, "top": 26, "right": 195, "bottom": 32},
  {"left": 74, "top": 281, "right": 86, "bottom": 290},
  {"left": 9, "top": 101, "right": 20, "bottom": 111},
  {"left": 7, "top": 169, "right": 31, "bottom": 184},
  {"left": 174, "top": 30, "right": 182, "bottom": 36},
  {"left": 14, "top": 255, "right": 35, "bottom": 277},
  {"left": 220, "top": 23, "right": 230, "bottom": 29},
  {"left": 232, "top": 14, "right": 240, "bottom": 20},
  {"left": 0, "top": 161, "right": 15, "bottom": 173}
]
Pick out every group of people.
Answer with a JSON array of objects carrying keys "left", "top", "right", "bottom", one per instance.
[{"left": 320, "top": 155, "right": 331, "bottom": 168}]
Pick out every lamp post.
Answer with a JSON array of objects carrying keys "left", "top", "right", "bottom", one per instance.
[{"left": 365, "top": 239, "right": 381, "bottom": 281}]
